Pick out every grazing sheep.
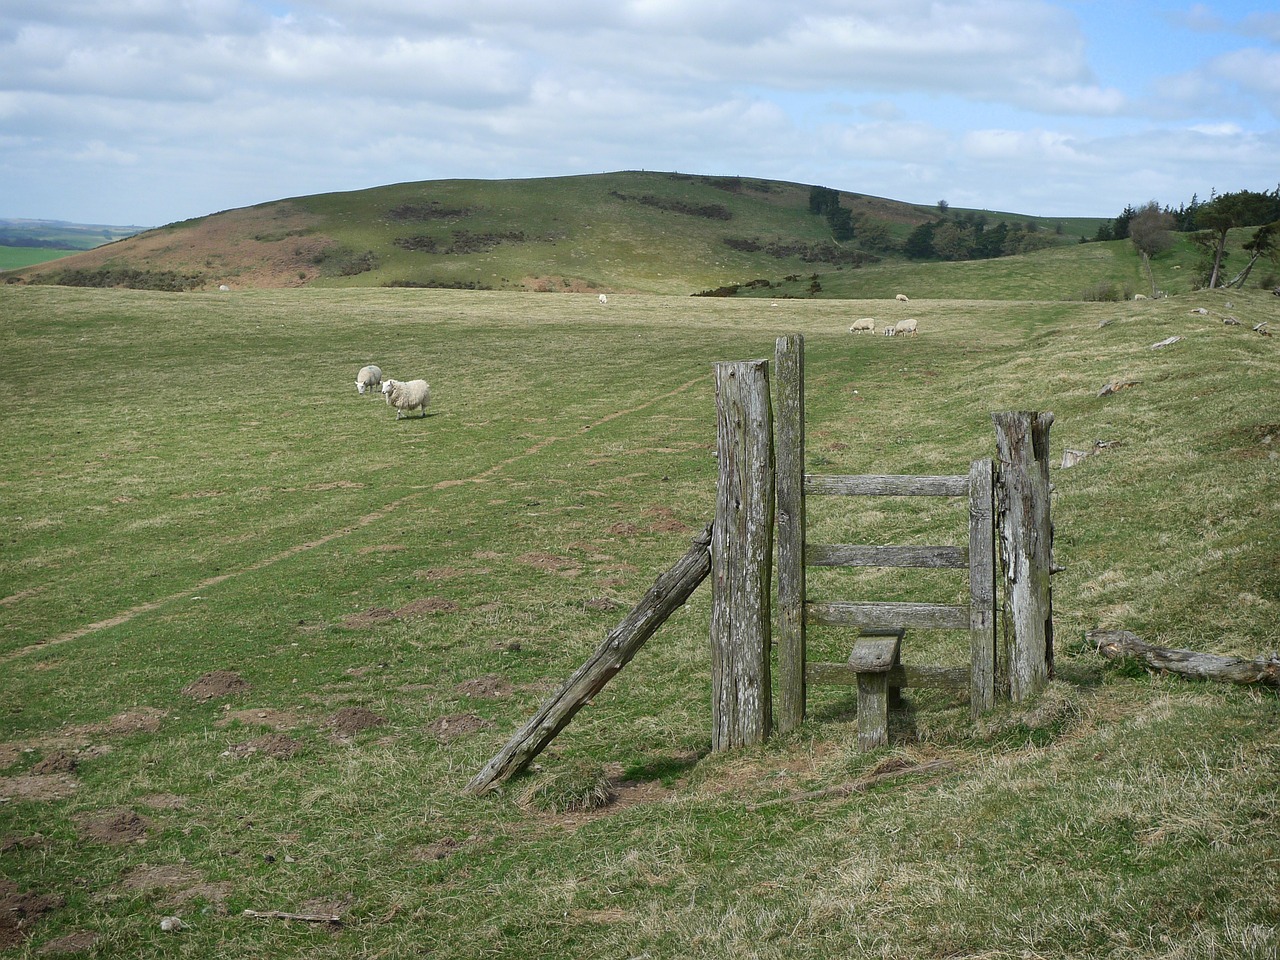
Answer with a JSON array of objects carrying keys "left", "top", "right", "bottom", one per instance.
[
  {"left": 355, "top": 365, "right": 383, "bottom": 395},
  {"left": 381, "top": 378, "right": 430, "bottom": 419},
  {"left": 894, "top": 318, "right": 919, "bottom": 337},
  {"left": 895, "top": 293, "right": 909, "bottom": 302},
  {"left": 598, "top": 293, "right": 608, "bottom": 304},
  {"left": 848, "top": 318, "right": 876, "bottom": 333},
  {"left": 1133, "top": 294, "right": 1148, "bottom": 300},
  {"left": 883, "top": 325, "right": 896, "bottom": 336}
]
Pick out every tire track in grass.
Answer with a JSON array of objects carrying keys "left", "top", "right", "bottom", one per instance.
[{"left": 6, "top": 376, "right": 705, "bottom": 661}]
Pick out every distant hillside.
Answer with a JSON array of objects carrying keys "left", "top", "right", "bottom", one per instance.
[
  {"left": 0, "top": 218, "right": 148, "bottom": 251},
  {"left": 3, "top": 172, "right": 1106, "bottom": 296}
]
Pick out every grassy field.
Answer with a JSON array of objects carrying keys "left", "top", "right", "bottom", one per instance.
[
  {"left": 0, "top": 246, "right": 81, "bottom": 271},
  {"left": 1, "top": 284, "right": 1278, "bottom": 958}
]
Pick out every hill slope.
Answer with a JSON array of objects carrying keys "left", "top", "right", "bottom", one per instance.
[{"left": 4, "top": 172, "right": 1104, "bottom": 296}]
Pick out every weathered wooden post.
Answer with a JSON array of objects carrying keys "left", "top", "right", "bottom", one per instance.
[
  {"left": 968, "top": 457, "right": 997, "bottom": 715},
  {"left": 464, "top": 523, "right": 713, "bottom": 794},
  {"left": 991, "top": 411, "right": 1055, "bottom": 702},
  {"left": 774, "top": 335, "right": 806, "bottom": 734},
  {"left": 711, "top": 359, "right": 774, "bottom": 750}
]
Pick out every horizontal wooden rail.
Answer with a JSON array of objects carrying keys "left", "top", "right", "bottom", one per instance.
[
  {"left": 805, "top": 474, "right": 969, "bottom": 497},
  {"left": 807, "top": 661, "right": 969, "bottom": 691},
  {"left": 805, "top": 600, "right": 969, "bottom": 630},
  {"left": 807, "top": 543, "right": 968, "bottom": 569}
]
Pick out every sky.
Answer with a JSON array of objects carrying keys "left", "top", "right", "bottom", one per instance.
[{"left": 1, "top": 1, "right": 1277, "bottom": 227}]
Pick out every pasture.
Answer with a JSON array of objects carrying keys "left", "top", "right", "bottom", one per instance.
[{"left": 1, "top": 285, "right": 1277, "bottom": 958}]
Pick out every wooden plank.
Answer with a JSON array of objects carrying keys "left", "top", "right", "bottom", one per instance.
[
  {"left": 774, "top": 335, "right": 806, "bottom": 735},
  {"left": 857, "top": 672, "right": 889, "bottom": 751},
  {"left": 968, "top": 457, "right": 997, "bottom": 715},
  {"left": 805, "top": 600, "right": 969, "bottom": 630},
  {"left": 849, "top": 635, "right": 900, "bottom": 672},
  {"left": 807, "top": 543, "right": 967, "bottom": 569},
  {"left": 805, "top": 474, "right": 969, "bottom": 497},
  {"left": 711, "top": 360, "right": 774, "bottom": 751},
  {"left": 464, "top": 522, "right": 713, "bottom": 795},
  {"left": 807, "top": 661, "right": 969, "bottom": 691},
  {"left": 992, "top": 412, "right": 1055, "bottom": 702}
]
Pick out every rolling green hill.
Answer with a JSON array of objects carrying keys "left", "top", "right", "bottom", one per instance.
[{"left": 5, "top": 171, "right": 1113, "bottom": 296}]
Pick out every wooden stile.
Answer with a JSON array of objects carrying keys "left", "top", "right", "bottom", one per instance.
[{"left": 711, "top": 360, "right": 774, "bottom": 751}]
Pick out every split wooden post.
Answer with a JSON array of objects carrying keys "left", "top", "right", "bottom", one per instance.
[
  {"left": 711, "top": 359, "right": 774, "bottom": 751},
  {"left": 968, "top": 457, "right": 997, "bottom": 715},
  {"left": 464, "top": 522, "right": 713, "bottom": 794},
  {"left": 991, "top": 411, "right": 1055, "bottom": 702},
  {"left": 774, "top": 335, "right": 806, "bottom": 735}
]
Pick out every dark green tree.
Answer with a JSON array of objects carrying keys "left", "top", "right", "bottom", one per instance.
[{"left": 903, "top": 221, "right": 937, "bottom": 259}]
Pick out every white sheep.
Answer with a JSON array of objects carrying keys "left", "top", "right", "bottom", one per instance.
[
  {"left": 894, "top": 318, "right": 918, "bottom": 337},
  {"left": 883, "top": 325, "right": 896, "bottom": 336},
  {"left": 848, "top": 318, "right": 876, "bottom": 333},
  {"left": 381, "top": 378, "right": 430, "bottom": 419},
  {"left": 355, "top": 365, "right": 383, "bottom": 395},
  {"left": 895, "top": 293, "right": 909, "bottom": 302},
  {"left": 598, "top": 293, "right": 608, "bottom": 304}
]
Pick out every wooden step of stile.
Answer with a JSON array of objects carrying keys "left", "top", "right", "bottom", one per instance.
[{"left": 850, "top": 629, "right": 903, "bottom": 751}]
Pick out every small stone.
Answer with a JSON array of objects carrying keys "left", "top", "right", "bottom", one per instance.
[{"left": 160, "top": 916, "right": 184, "bottom": 932}]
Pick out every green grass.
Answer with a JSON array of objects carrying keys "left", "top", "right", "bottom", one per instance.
[
  {"left": 1, "top": 284, "right": 1277, "bottom": 958},
  {"left": 0, "top": 246, "right": 82, "bottom": 270}
]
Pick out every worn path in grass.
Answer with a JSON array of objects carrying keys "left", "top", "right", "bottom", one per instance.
[{"left": 5, "top": 376, "right": 705, "bottom": 663}]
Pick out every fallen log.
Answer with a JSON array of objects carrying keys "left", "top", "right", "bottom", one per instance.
[
  {"left": 465, "top": 521, "right": 713, "bottom": 795},
  {"left": 1090, "top": 630, "right": 1280, "bottom": 687}
]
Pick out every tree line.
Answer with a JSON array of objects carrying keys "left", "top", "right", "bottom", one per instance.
[
  {"left": 808, "top": 186, "right": 1057, "bottom": 264},
  {"left": 1087, "top": 187, "right": 1280, "bottom": 291}
]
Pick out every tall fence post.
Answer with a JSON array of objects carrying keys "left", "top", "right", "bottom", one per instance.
[
  {"left": 992, "top": 411, "right": 1055, "bottom": 702},
  {"left": 711, "top": 359, "right": 774, "bottom": 751},
  {"left": 968, "top": 457, "right": 997, "bottom": 715},
  {"left": 774, "top": 335, "right": 806, "bottom": 735}
]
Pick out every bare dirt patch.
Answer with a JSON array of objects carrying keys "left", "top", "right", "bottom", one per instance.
[
  {"left": 72, "top": 808, "right": 151, "bottom": 845},
  {"left": 0, "top": 775, "right": 79, "bottom": 803},
  {"left": 0, "top": 834, "right": 47, "bottom": 854},
  {"left": 36, "top": 930, "right": 99, "bottom": 954},
  {"left": 0, "top": 879, "right": 65, "bottom": 951},
  {"left": 181, "top": 671, "right": 249, "bottom": 702},
  {"left": 325, "top": 708, "right": 386, "bottom": 737},
  {"left": 0, "top": 744, "right": 23, "bottom": 769},
  {"left": 455, "top": 675, "right": 513, "bottom": 699},
  {"left": 223, "top": 734, "right": 304, "bottom": 760},
  {"left": 30, "top": 752, "right": 77, "bottom": 775},
  {"left": 426, "top": 714, "right": 493, "bottom": 741},
  {"left": 120, "top": 864, "right": 233, "bottom": 909},
  {"left": 340, "top": 607, "right": 397, "bottom": 629}
]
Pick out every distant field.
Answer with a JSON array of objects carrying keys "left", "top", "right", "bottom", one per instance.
[
  {"left": 0, "top": 245, "right": 81, "bottom": 270},
  {"left": 1, "top": 284, "right": 1277, "bottom": 959}
]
